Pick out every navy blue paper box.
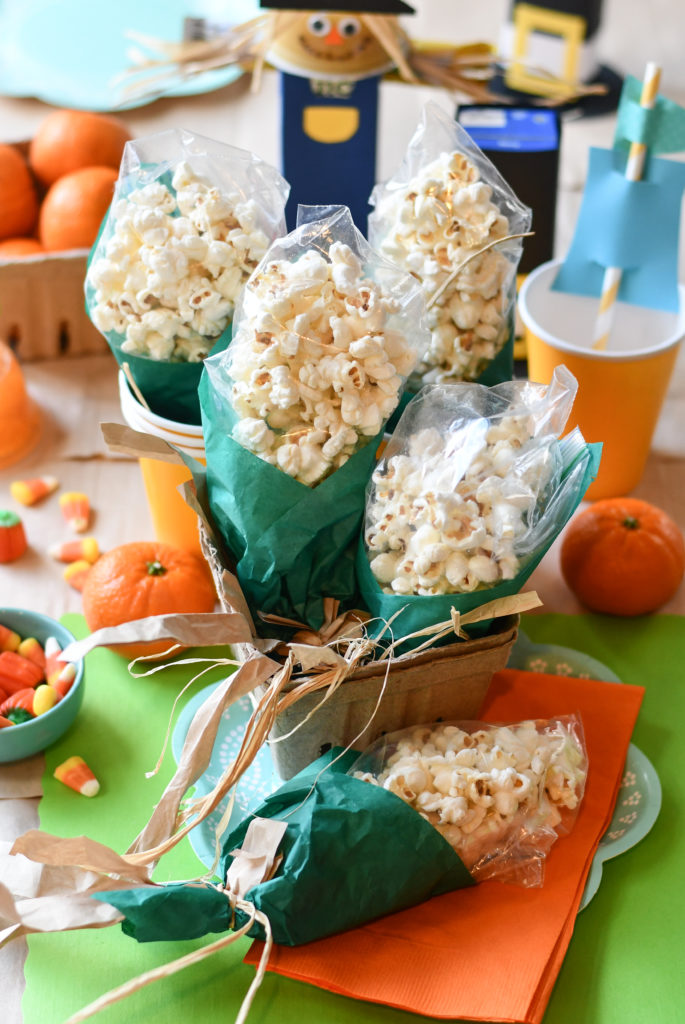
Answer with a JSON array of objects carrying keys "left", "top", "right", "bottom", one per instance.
[{"left": 456, "top": 105, "right": 561, "bottom": 274}]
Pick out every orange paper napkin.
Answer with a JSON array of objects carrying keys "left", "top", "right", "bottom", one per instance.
[{"left": 245, "top": 667, "right": 645, "bottom": 1023}]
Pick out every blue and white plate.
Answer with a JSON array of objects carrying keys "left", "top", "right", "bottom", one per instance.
[
  {"left": 508, "top": 631, "right": 662, "bottom": 909},
  {"left": 0, "top": 0, "right": 259, "bottom": 110},
  {"left": 173, "top": 634, "right": 661, "bottom": 909}
]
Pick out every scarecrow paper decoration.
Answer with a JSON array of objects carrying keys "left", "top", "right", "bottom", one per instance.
[{"left": 260, "top": 1, "right": 417, "bottom": 229}]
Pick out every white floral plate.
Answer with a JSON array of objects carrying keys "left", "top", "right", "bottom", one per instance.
[{"left": 173, "top": 634, "right": 661, "bottom": 909}]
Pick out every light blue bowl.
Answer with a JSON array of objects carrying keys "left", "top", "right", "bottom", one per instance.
[{"left": 0, "top": 608, "right": 84, "bottom": 763}]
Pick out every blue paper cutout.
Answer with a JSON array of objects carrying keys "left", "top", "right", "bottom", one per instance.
[
  {"left": 553, "top": 147, "right": 685, "bottom": 311},
  {"left": 280, "top": 72, "right": 379, "bottom": 232},
  {"left": 616, "top": 75, "right": 685, "bottom": 155}
]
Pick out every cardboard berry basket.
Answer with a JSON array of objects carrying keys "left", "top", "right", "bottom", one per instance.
[
  {"left": 252, "top": 613, "right": 520, "bottom": 779},
  {"left": 0, "top": 142, "right": 108, "bottom": 361}
]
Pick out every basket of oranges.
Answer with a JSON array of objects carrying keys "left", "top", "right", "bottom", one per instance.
[{"left": 0, "top": 109, "right": 130, "bottom": 360}]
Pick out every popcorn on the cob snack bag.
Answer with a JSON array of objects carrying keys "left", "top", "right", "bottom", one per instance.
[
  {"left": 95, "top": 749, "right": 475, "bottom": 949},
  {"left": 369, "top": 102, "right": 532, "bottom": 402},
  {"left": 199, "top": 204, "right": 429, "bottom": 630},
  {"left": 350, "top": 716, "right": 588, "bottom": 886},
  {"left": 357, "top": 366, "right": 601, "bottom": 646},
  {"left": 95, "top": 712, "right": 587, "bottom": 951},
  {"left": 85, "top": 128, "right": 289, "bottom": 423}
]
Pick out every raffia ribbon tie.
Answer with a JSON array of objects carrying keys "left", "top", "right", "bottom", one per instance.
[
  {"left": 64, "top": 816, "right": 287, "bottom": 1024},
  {"left": 260, "top": 597, "right": 370, "bottom": 648}
]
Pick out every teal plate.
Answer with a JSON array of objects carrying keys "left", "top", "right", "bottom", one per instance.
[
  {"left": 508, "top": 631, "right": 662, "bottom": 910},
  {"left": 173, "top": 633, "right": 661, "bottom": 909},
  {"left": 0, "top": 0, "right": 259, "bottom": 111}
]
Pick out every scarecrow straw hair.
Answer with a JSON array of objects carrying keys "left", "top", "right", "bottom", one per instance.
[{"left": 119, "top": 9, "right": 606, "bottom": 106}]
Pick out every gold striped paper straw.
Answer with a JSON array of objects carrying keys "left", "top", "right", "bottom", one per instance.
[{"left": 592, "top": 61, "right": 662, "bottom": 351}]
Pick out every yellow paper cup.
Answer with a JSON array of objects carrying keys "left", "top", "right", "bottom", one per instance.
[
  {"left": 119, "top": 372, "right": 205, "bottom": 555},
  {"left": 519, "top": 260, "right": 684, "bottom": 501}
]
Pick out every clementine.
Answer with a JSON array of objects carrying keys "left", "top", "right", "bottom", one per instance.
[
  {"left": 0, "top": 237, "right": 44, "bottom": 258},
  {"left": 38, "top": 165, "right": 117, "bottom": 252},
  {"left": 81, "top": 541, "right": 217, "bottom": 660},
  {"left": 0, "top": 145, "right": 39, "bottom": 240},
  {"left": 29, "top": 109, "right": 130, "bottom": 187},
  {"left": 560, "top": 497, "right": 685, "bottom": 616}
]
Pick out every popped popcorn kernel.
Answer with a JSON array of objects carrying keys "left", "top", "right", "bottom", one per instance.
[
  {"left": 87, "top": 151, "right": 285, "bottom": 362},
  {"left": 224, "top": 232, "right": 427, "bottom": 487},
  {"left": 352, "top": 717, "right": 587, "bottom": 881},
  {"left": 369, "top": 106, "right": 531, "bottom": 385}
]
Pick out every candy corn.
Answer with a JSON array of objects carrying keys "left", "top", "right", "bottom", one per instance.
[
  {"left": 44, "top": 636, "right": 63, "bottom": 682},
  {"left": 49, "top": 537, "right": 100, "bottom": 564},
  {"left": 17, "top": 636, "right": 46, "bottom": 671},
  {"left": 63, "top": 559, "right": 92, "bottom": 592},
  {"left": 32, "top": 683, "right": 59, "bottom": 716},
  {"left": 52, "top": 662, "right": 76, "bottom": 698},
  {"left": 10, "top": 476, "right": 59, "bottom": 506},
  {"left": 0, "top": 623, "right": 20, "bottom": 652},
  {"left": 54, "top": 756, "right": 100, "bottom": 797},
  {"left": 0, "top": 650, "right": 44, "bottom": 694},
  {"left": 59, "top": 492, "right": 90, "bottom": 533},
  {"left": 0, "top": 509, "right": 27, "bottom": 563}
]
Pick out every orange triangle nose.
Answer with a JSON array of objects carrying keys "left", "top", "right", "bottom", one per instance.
[{"left": 325, "top": 25, "right": 344, "bottom": 45}]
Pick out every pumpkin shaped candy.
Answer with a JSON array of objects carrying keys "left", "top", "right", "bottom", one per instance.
[
  {"left": 81, "top": 541, "right": 217, "bottom": 659},
  {"left": 561, "top": 498, "right": 685, "bottom": 616},
  {"left": 0, "top": 510, "right": 28, "bottom": 563}
]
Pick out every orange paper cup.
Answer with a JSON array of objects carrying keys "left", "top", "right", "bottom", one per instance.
[
  {"left": 0, "top": 341, "right": 41, "bottom": 468},
  {"left": 519, "top": 260, "right": 684, "bottom": 501},
  {"left": 118, "top": 373, "right": 205, "bottom": 556}
]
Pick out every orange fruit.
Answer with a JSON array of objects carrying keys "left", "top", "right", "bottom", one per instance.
[
  {"left": 0, "top": 145, "right": 39, "bottom": 240},
  {"left": 38, "top": 165, "right": 117, "bottom": 252},
  {"left": 29, "top": 108, "right": 130, "bottom": 187},
  {"left": 0, "top": 237, "right": 44, "bottom": 258},
  {"left": 81, "top": 541, "right": 217, "bottom": 660},
  {"left": 560, "top": 497, "right": 685, "bottom": 616}
]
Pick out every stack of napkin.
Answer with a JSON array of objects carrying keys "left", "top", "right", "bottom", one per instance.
[{"left": 245, "top": 667, "right": 644, "bottom": 1023}]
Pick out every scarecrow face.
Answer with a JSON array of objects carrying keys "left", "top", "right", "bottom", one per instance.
[{"left": 268, "top": 11, "right": 394, "bottom": 80}]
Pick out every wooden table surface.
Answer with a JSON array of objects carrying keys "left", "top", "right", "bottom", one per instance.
[{"left": 2, "top": 3, "right": 685, "bottom": 1021}]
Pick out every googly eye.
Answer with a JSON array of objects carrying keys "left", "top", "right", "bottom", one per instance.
[
  {"left": 338, "top": 16, "right": 360, "bottom": 37},
  {"left": 307, "top": 13, "right": 331, "bottom": 36}
]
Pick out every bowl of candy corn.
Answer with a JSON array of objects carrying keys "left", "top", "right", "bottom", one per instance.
[{"left": 0, "top": 608, "right": 84, "bottom": 763}]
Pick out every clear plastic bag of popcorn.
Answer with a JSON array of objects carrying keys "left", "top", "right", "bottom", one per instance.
[
  {"left": 85, "top": 128, "right": 289, "bottom": 423},
  {"left": 204, "top": 204, "right": 429, "bottom": 487},
  {"left": 357, "top": 366, "right": 601, "bottom": 645},
  {"left": 368, "top": 102, "right": 532, "bottom": 393},
  {"left": 350, "top": 716, "right": 588, "bottom": 886},
  {"left": 197, "top": 205, "right": 430, "bottom": 632}
]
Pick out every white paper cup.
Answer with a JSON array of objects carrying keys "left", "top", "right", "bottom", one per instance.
[{"left": 119, "top": 371, "right": 205, "bottom": 555}]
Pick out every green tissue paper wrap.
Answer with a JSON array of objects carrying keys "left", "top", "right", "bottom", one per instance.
[
  {"left": 358, "top": 434, "right": 602, "bottom": 651},
  {"left": 115, "top": 331, "right": 232, "bottom": 425},
  {"left": 84, "top": 129, "right": 289, "bottom": 424},
  {"left": 199, "top": 364, "right": 382, "bottom": 631},
  {"left": 96, "top": 750, "right": 474, "bottom": 947}
]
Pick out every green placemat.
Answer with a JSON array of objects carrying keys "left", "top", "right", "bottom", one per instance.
[
  {"left": 522, "top": 614, "right": 685, "bottom": 1024},
  {"left": 22, "top": 613, "right": 684, "bottom": 1024}
]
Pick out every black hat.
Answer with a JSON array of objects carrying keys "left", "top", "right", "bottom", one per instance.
[{"left": 260, "top": 1, "right": 415, "bottom": 13}]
